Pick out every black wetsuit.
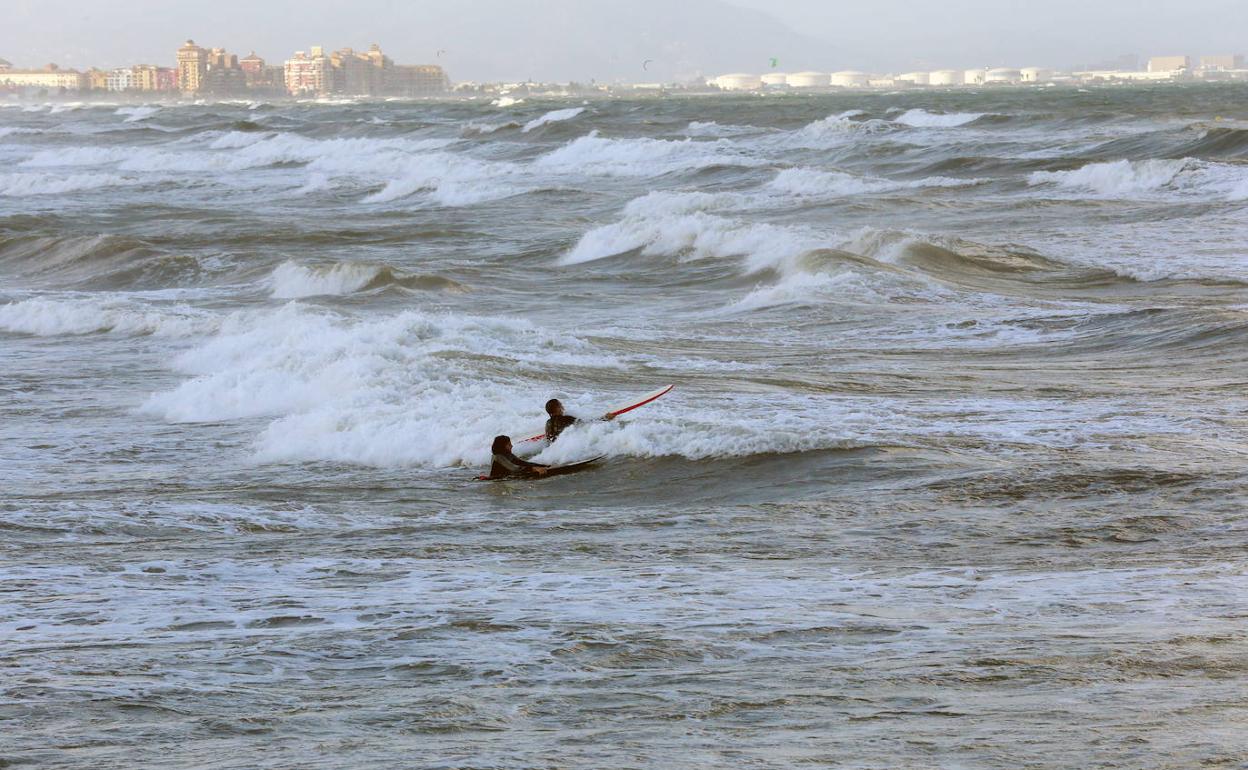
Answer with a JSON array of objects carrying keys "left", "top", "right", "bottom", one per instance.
[
  {"left": 490, "top": 451, "right": 548, "bottom": 479},
  {"left": 545, "top": 414, "right": 578, "bottom": 442}
]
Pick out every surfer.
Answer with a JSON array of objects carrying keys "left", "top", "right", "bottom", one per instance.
[
  {"left": 489, "top": 435, "right": 549, "bottom": 479},
  {"left": 544, "top": 399, "right": 579, "bottom": 442},
  {"left": 545, "top": 398, "right": 617, "bottom": 442}
]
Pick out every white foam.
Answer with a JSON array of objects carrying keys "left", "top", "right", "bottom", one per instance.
[
  {"left": 142, "top": 304, "right": 625, "bottom": 467},
  {"left": 0, "top": 172, "right": 134, "bottom": 196},
  {"left": 270, "top": 261, "right": 384, "bottom": 298},
  {"left": 115, "top": 106, "right": 161, "bottom": 123},
  {"left": 767, "top": 168, "right": 977, "bottom": 197},
  {"left": 522, "top": 107, "right": 586, "bottom": 133},
  {"left": 0, "top": 296, "right": 214, "bottom": 337},
  {"left": 535, "top": 131, "right": 761, "bottom": 177},
  {"left": 1029, "top": 158, "right": 1248, "bottom": 200},
  {"left": 894, "top": 109, "right": 985, "bottom": 128},
  {"left": 788, "top": 111, "right": 895, "bottom": 147}
]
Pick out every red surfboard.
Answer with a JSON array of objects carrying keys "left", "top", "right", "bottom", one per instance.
[{"left": 520, "top": 384, "right": 674, "bottom": 443}]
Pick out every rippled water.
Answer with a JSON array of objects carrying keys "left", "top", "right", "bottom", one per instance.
[{"left": 3, "top": 87, "right": 1248, "bottom": 768}]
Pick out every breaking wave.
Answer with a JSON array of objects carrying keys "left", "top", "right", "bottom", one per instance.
[
  {"left": 1029, "top": 158, "right": 1248, "bottom": 200},
  {"left": 270, "top": 260, "right": 466, "bottom": 298}
]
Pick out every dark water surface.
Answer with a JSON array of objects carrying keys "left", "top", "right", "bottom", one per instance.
[{"left": 2, "top": 86, "right": 1248, "bottom": 768}]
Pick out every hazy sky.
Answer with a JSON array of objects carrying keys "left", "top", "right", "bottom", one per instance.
[{"left": 4, "top": 0, "right": 1246, "bottom": 80}]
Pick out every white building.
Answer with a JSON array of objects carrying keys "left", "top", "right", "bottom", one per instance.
[
  {"left": 760, "top": 72, "right": 788, "bottom": 87},
  {"left": 929, "top": 70, "right": 963, "bottom": 86},
  {"left": 1020, "top": 67, "right": 1053, "bottom": 83},
  {"left": 787, "top": 71, "right": 830, "bottom": 88},
  {"left": 829, "top": 71, "right": 870, "bottom": 88},
  {"left": 985, "top": 68, "right": 1022, "bottom": 84},
  {"left": 964, "top": 69, "right": 987, "bottom": 85},
  {"left": 0, "top": 65, "right": 86, "bottom": 92},
  {"left": 896, "top": 71, "right": 930, "bottom": 86},
  {"left": 106, "top": 68, "right": 134, "bottom": 92},
  {"left": 713, "top": 73, "right": 762, "bottom": 91}
]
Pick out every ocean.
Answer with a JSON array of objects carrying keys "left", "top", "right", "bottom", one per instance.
[{"left": 2, "top": 86, "right": 1247, "bottom": 768}]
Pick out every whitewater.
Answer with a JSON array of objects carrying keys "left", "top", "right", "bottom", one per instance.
[{"left": 3, "top": 86, "right": 1248, "bottom": 769}]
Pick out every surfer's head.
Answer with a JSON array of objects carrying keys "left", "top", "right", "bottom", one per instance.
[
  {"left": 545, "top": 398, "right": 564, "bottom": 416},
  {"left": 491, "top": 435, "right": 511, "bottom": 454}
]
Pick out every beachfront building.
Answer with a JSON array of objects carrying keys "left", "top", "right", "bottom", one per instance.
[
  {"left": 176, "top": 40, "right": 209, "bottom": 93},
  {"left": 86, "top": 68, "right": 109, "bottom": 91},
  {"left": 385, "top": 64, "right": 449, "bottom": 96},
  {"left": 1148, "top": 56, "right": 1190, "bottom": 74},
  {"left": 106, "top": 67, "right": 134, "bottom": 92},
  {"left": 285, "top": 47, "right": 331, "bottom": 95},
  {"left": 200, "top": 48, "right": 247, "bottom": 96},
  {"left": 1199, "top": 55, "right": 1245, "bottom": 72},
  {"left": 0, "top": 64, "right": 87, "bottom": 93}
]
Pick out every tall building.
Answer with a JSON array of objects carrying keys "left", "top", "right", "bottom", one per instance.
[
  {"left": 201, "top": 47, "right": 247, "bottom": 96},
  {"left": 106, "top": 68, "right": 134, "bottom": 92},
  {"left": 86, "top": 68, "right": 109, "bottom": 91},
  {"left": 131, "top": 64, "right": 160, "bottom": 92},
  {"left": 385, "top": 64, "right": 449, "bottom": 96},
  {"left": 240, "top": 52, "right": 266, "bottom": 83},
  {"left": 284, "top": 43, "right": 448, "bottom": 97},
  {"left": 1148, "top": 56, "right": 1190, "bottom": 73},
  {"left": 285, "top": 48, "right": 331, "bottom": 96},
  {"left": 177, "top": 39, "right": 209, "bottom": 93},
  {"left": 156, "top": 67, "right": 178, "bottom": 92},
  {"left": 1200, "top": 55, "right": 1245, "bottom": 71}
]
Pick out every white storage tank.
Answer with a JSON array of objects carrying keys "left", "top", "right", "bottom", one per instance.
[
  {"left": 929, "top": 70, "right": 963, "bottom": 86},
  {"left": 964, "top": 69, "right": 987, "bottom": 85},
  {"left": 829, "top": 70, "right": 870, "bottom": 88},
  {"left": 896, "top": 71, "right": 930, "bottom": 86},
  {"left": 986, "top": 68, "right": 1022, "bottom": 84},
  {"left": 1020, "top": 67, "right": 1052, "bottom": 83},
  {"left": 787, "top": 71, "right": 831, "bottom": 88},
  {"left": 761, "top": 72, "right": 789, "bottom": 87},
  {"left": 714, "top": 73, "right": 763, "bottom": 91}
]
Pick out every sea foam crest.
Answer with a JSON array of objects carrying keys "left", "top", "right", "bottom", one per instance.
[
  {"left": 0, "top": 172, "right": 134, "bottom": 196},
  {"left": 535, "top": 131, "right": 760, "bottom": 177},
  {"left": 141, "top": 303, "right": 623, "bottom": 467},
  {"left": 894, "top": 109, "right": 986, "bottom": 128},
  {"left": 0, "top": 296, "right": 214, "bottom": 337},
  {"left": 522, "top": 107, "right": 586, "bottom": 133},
  {"left": 1029, "top": 158, "right": 1248, "bottom": 200}
]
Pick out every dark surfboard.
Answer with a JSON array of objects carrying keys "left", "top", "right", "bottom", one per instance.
[{"left": 476, "top": 456, "right": 606, "bottom": 482}]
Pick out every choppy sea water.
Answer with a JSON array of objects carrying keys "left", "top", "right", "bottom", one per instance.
[{"left": 2, "top": 86, "right": 1248, "bottom": 769}]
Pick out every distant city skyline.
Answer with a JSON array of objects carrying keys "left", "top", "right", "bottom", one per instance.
[{"left": 3, "top": 0, "right": 1247, "bottom": 82}]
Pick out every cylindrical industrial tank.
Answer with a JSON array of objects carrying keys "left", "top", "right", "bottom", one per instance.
[
  {"left": 1020, "top": 67, "right": 1051, "bottom": 83},
  {"left": 787, "top": 71, "right": 831, "bottom": 88},
  {"left": 715, "top": 73, "right": 763, "bottom": 91},
  {"left": 829, "top": 70, "right": 870, "bottom": 88},
  {"left": 761, "top": 72, "right": 788, "bottom": 86},
  {"left": 985, "top": 68, "right": 1021, "bottom": 84},
  {"left": 964, "top": 69, "right": 987, "bottom": 85},
  {"left": 896, "top": 72, "right": 930, "bottom": 86},
  {"left": 929, "top": 70, "right": 963, "bottom": 86}
]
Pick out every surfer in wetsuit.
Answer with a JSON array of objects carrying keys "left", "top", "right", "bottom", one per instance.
[
  {"left": 545, "top": 398, "right": 617, "bottom": 442},
  {"left": 544, "top": 399, "right": 579, "bottom": 442},
  {"left": 490, "top": 435, "right": 549, "bottom": 479}
]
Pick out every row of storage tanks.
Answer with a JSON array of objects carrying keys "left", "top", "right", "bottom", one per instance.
[{"left": 714, "top": 68, "right": 1052, "bottom": 90}]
